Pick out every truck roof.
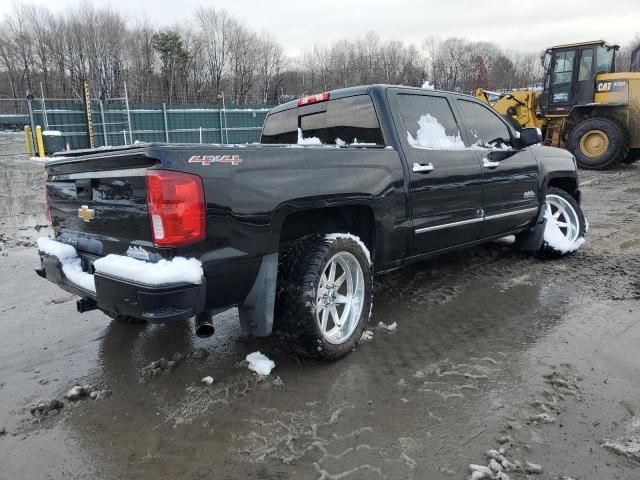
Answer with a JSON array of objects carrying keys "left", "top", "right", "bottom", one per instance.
[{"left": 270, "top": 84, "right": 459, "bottom": 114}]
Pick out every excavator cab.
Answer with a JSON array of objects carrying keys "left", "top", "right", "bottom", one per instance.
[{"left": 540, "top": 41, "right": 619, "bottom": 115}]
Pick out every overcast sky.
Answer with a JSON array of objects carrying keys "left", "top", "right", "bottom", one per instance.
[{"left": 2, "top": 0, "right": 639, "bottom": 56}]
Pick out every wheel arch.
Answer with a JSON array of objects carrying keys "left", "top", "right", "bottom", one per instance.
[
  {"left": 566, "top": 104, "right": 629, "bottom": 133},
  {"left": 545, "top": 173, "right": 580, "bottom": 203},
  {"left": 277, "top": 203, "right": 378, "bottom": 263}
]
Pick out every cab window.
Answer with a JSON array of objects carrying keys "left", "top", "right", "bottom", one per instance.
[
  {"left": 457, "top": 100, "right": 512, "bottom": 148},
  {"left": 596, "top": 45, "right": 615, "bottom": 73},
  {"left": 578, "top": 48, "right": 594, "bottom": 82},
  {"left": 395, "top": 93, "right": 470, "bottom": 150},
  {"left": 552, "top": 50, "right": 575, "bottom": 85}
]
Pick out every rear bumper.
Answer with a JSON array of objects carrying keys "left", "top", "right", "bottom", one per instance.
[{"left": 36, "top": 251, "right": 206, "bottom": 323}]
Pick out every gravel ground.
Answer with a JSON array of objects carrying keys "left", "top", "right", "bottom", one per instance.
[{"left": 0, "top": 131, "right": 639, "bottom": 479}]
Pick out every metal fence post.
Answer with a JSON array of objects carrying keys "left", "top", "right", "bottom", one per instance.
[
  {"left": 162, "top": 103, "right": 169, "bottom": 143},
  {"left": 124, "top": 81, "right": 133, "bottom": 144},
  {"left": 26, "top": 93, "right": 37, "bottom": 153},
  {"left": 218, "top": 108, "right": 224, "bottom": 143},
  {"left": 40, "top": 82, "right": 49, "bottom": 131},
  {"left": 99, "top": 100, "right": 108, "bottom": 146}
]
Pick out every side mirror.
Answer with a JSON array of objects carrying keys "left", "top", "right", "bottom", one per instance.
[{"left": 516, "top": 127, "right": 542, "bottom": 148}]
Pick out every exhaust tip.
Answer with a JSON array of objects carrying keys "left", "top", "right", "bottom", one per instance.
[
  {"left": 194, "top": 313, "right": 214, "bottom": 338},
  {"left": 195, "top": 323, "right": 214, "bottom": 338}
]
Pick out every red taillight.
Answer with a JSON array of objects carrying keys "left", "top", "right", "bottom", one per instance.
[
  {"left": 146, "top": 170, "right": 206, "bottom": 247},
  {"left": 298, "top": 92, "right": 330, "bottom": 106}
]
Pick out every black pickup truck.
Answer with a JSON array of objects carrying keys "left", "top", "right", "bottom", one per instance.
[{"left": 36, "top": 85, "right": 586, "bottom": 360}]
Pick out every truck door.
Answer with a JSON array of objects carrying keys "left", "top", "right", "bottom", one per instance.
[
  {"left": 455, "top": 99, "right": 540, "bottom": 238},
  {"left": 388, "top": 90, "right": 484, "bottom": 255}
]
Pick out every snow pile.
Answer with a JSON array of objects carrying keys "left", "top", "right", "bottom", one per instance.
[
  {"left": 61, "top": 258, "right": 96, "bottom": 292},
  {"left": 246, "top": 351, "right": 275, "bottom": 376},
  {"left": 335, "top": 138, "right": 377, "bottom": 147},
  {"left": 378, "top": 321, "right": 397, "bottom": 331},
  {"left": 602, "top": 415, "right": 640, "bottom": 462},
  {"left": 360, "top": 330, "right": 374, "bottom": 342},
  {"left": 37, "top": 237, "right": 77, "bottom": 260},
  {"left": 543, "top": 210, "right": 585, "bottom": 254},
  {"left": 38, "top": 237, "right": 96, "bottom": 292},
  {"left": 93, "top": 255, "right": 203, "bottom": 285},
  {"left": 324, "top": 233, "right": 372, "bottom": 266},
  {"left": 407, "top": 114, "right": 466, "bottom": 150},
  {"left": 297, "top": 128, "right": 323, "bottom": 145},
  {"left": 468, "top": 446, "right": 534, "bottom": 480},
  {"left": 422, "top": 80, "right": 435, "bottom": 90}
]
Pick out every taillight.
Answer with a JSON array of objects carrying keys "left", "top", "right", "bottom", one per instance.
[
  {"left": 146, "top": 170, "right": 206, "bottom": 247},
  {"left": 298, "top": 92, "right": 330, "bottom": 106}
]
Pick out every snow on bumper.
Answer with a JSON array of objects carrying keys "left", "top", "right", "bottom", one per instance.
[{"left": 36, "top": 237, "right": 206, "bottom": 322}]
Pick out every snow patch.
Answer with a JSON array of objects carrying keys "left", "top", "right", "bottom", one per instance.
[
  {"left": 378, "top": 321, "right": 397, "bottom": 331},
  {"left": 422, "top": 80, "right": 435, "bottom": 90},
  {"left": 297, "top": 128, "right": 322, "bottom": 145},
  {"left": 324, "top": 233, "right": 372, "bottom": 266},
  {"left": 61, "top": 258, "right": 96, "bottom": 292},
  {"left": 543, "top": 210, "right": 585, "bottom": 254},
  {"left": 37, "top": 237, "right": 77, "bottom": 260},
  {"left": 93, "top": 255, "right": 203, "bottom": 285},
  {"left": 246, "top": 352, "right": 275, "bottom": 376},
  {"left": 360, "top": 330, "right": 374, "bottom": 342},
  {"left": 407, "top": 114, "right": 466, "bottom": 150},
  {"left": 38, "top": 237, "right": 96, "bottom": 292},
  {"left": 602, "top": 415, "right": 640, "bottom": 462}
]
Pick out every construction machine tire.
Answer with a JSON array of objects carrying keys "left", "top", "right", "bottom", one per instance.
[
  {"left": 567, "top": 117, "right": 630, "bottom": 170},
  {"left": 623, "top": 148, "right": 640, "bottom": 164}
]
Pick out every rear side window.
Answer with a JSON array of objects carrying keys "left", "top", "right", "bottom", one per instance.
[
  {"left": 457, "top": 100, "right": 512, "bottom": 148},
  {"left": 326, "top": 96, "right": 384, "bottom": 145},
  {"left": 261, "top": 95, "right": 384, "bottom": 145},
  {"left": 261, "top": 108, "right": 297, "bottom": 144}
]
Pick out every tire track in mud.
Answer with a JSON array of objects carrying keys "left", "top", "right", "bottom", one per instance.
[{"left": 231, "top": 403, "right": 423, "bottom": 479}]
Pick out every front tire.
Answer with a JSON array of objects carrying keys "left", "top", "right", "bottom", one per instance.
[
  {"left": 275, "top": 234, "right": 373, "bottom": 360},
  {"left": 538, "top": 187, "right": 586, "bottom": 258},
  {"left": 567, "top": 117, "right": 629, "bottom": 170}
]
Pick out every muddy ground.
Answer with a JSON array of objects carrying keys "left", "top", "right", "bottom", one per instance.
[{"left": 0, "top": 131, "right": 639, "bottom": 480}]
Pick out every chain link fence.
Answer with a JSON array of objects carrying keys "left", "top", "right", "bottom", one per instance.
[{"left": 0, "top": 97, "right": 273, "bottom": 150}]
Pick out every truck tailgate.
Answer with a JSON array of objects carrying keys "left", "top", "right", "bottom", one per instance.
[{"left": 45, "top": 150, "right": 159, "bottom": 256}]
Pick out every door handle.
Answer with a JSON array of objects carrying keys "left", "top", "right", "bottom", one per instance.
[
  {"left": 413, "top": 162, "right": 434, "bottom": 173},
  {"left": 482, "top": 157, "right": 500, "bottom": 168}
]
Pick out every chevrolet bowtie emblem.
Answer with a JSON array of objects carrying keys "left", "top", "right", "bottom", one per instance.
[{"left": 78, "top": 205, "right": 95, "bottom": 222}]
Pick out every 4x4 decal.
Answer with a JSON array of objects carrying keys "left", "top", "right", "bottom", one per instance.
[{"left": 189, "top": 155, "right": 242, "bottom": 166}]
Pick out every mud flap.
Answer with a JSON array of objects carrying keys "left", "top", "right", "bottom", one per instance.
[
  {"left": 516, "top": 214, "right": 547, "bottom": 252},
  {"left": 238, "top": 253, "right": 278, "bottom": 337}
]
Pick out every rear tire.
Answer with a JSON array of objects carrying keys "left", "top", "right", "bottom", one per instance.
[
  {"left": 567, "top": 117, "right": 629, "bottom": 170},
  {"left": 275, "top": 234, "right": 373, "bottom": 360},
  {"left": 538, "top": 187, "right": 586, "bottom": 258}
]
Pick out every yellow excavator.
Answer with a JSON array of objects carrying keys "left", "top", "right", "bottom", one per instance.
[{"left": 476, "top": 40, "right": 640, "bottom": 169}]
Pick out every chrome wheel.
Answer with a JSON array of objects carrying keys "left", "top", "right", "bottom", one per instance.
[
  {"left": 315, "top": 251, "right": 365, "bottom": 345},
  {"left": 545, "top": 194, "right": 581, "bottom": 243}
]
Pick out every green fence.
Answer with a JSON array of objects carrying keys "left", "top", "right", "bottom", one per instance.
[{"left": 17, "top": 98, "right": 273, "bottom": 150}]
